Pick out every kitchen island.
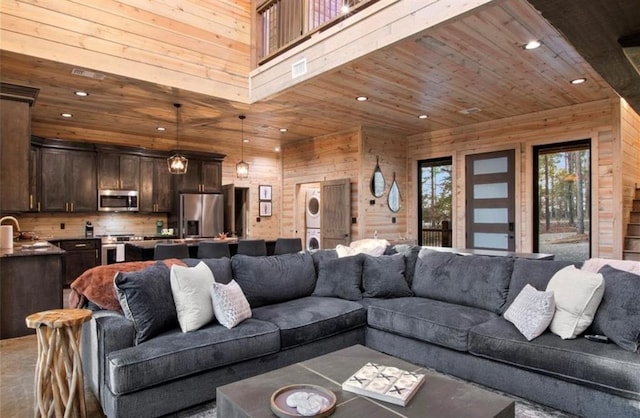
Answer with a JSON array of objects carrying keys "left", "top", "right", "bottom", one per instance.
[
  {"left": 124, "top": 238, "right": 279, "bottom": 261},
  {"left": 1, "top": 243, "right": 65, "bottom": 339}
]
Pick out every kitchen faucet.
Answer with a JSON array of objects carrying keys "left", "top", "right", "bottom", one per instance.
[{"left": 0, "top": 216, "right": 21, "bottom": 233}]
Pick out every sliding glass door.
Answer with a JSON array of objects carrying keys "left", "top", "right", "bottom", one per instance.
[{"left": 418, "top": 158, "right": 452, "bottom": 247}]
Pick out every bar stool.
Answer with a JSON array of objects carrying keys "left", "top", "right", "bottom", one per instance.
[
  {"left": 274, "top": 237, "right": 303, "bottom": 255},
  {"left": 25, "top": 308, "right": 92, "bottom": 418},
  {"left": 154, "top": 243, "right": 189, "bottom": 260},
  {"left": 236, "top": 239, "right": 267, "bottom": 256},
  {"left": 197, "top": 241, "right": 231, "bottom": 258}
]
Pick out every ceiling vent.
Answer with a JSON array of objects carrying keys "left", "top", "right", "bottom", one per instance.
[
  {"left": 458, "top": 107, "right": 482, "bottom": 115},
  {"left": 71, "top": 68, "right": 106, "bottom": 80},
  {"left": 291, "top": 58, "right": 307, "bottom": 79}
]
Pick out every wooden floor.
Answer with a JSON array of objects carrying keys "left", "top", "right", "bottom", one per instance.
[{"left": 0, "top": 334, "right": 105, "bottom": 417}]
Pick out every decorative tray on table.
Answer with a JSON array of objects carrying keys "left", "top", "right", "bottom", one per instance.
[
  {"left": 341, "top": 362, "right": 425, "bottom": 407},
  {"left": 271, "top": 384, "right": 336, "bottom": 417}
]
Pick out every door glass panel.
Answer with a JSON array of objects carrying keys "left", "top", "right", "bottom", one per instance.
[
  {"left": 418, "top": 157, "right": 452, "bottom": 247},
  {"left": 474, "top": 233, "right": 508, "bottom": 249},
  {"left": 473, "top": 157, "right": 508, "bottom": 175},
  {"left": 535, "top": 141, "right": 590, "bottom": 262},
  {"left": 474, "top": 208, "right": 508, "bottom": 224},
  {"left": 474, "top": 183, "right": 508, "bottom": 199}
]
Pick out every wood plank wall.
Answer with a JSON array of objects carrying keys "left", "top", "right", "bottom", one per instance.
[
  {"left": 360, "top": 126, "right": 408, "bottom": 242},
  {"left": 406, "top": 99, "right": 623, "bottom": 258},
  {"left": 621, "top": 99, "right": 640, "bottom": 236},
  {"left": 1, "top": 0, "right": 251, "bottom": 102}
]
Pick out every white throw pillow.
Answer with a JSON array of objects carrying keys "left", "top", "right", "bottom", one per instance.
[
  {"left": 546, "top": 265, "right": 604, "bottom": 339},
  {"left": 210, "top": 280, "right": 252, "bottom": 329},
  {"left": 504, "top": 284, "right": 555, "bottom": 341},
  {"left": 581, "top": 258, "right": 640, "bottom": 275},
  {"left": 170, "top": 262, "right": 215, "bottom": 333},
  {"left": 336, "top": 238, "right": 390, "bottom": 258}
]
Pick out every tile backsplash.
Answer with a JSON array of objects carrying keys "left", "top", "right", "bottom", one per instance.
[{"left": 17, "top": 213, "right": 168, "bottom": 239}]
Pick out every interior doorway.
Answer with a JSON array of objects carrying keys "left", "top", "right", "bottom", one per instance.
[{"left": 222, "top": 184, "right": 249, "bottom": 238}]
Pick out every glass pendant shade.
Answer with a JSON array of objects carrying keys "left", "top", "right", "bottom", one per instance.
[
  {"left": 236, "top": 114, "right": 249, "bottom": 178},
  {"left": 167, "top": 154, "right": 188, "bottom": 174},
  {"left": 168, "top": 103, "right": 188, "bottom": 174}
]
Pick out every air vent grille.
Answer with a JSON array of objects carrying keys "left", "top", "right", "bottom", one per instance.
[
  {"left": 71, "top": 68, "right": 106, "bottom": 80},
  {"left": 458, "top": 107, "right": 482, "bottom": 115},
  {"left": 291, "top": 58, "right": 307, "bottom": 79}
]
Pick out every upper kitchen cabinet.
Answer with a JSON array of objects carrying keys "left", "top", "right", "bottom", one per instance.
[
  {"left": 175, "top": 159, "right": 223, "bottom": 193},
  {"left": 139, "top": 157, "right": 174, "bottom": 212},
  {"left": 41, "top": 147, "right": 97, "bottom": 212},
  {"left": 0, "top": 84, "right": 38, "bottom": 213},
  {"left": 98, "top": 153, "right": 140, "bottom": 190}
]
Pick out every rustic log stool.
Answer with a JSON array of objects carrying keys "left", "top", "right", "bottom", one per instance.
[{"left": 25, "top": 309, "right": 92, "bottom": 418}]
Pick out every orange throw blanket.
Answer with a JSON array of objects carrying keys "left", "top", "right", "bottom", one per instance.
[{"left": 69, "top": 259, "right": 186, "bottom": 311}]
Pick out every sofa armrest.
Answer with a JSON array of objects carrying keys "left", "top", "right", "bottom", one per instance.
[{"left": 81, "top": 310, "right": 135, "bottom": 405}]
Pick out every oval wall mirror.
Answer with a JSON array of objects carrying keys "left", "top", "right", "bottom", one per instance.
[
  {"left": 388, "top": 172, "right": 401, "bottom": 213},
  {"left": 370, "top": 156, "right": 385, "bottom": 198}
]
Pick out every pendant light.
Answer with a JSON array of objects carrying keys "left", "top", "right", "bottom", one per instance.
[
  {"left": 167, "top": 103, "right": 188, "bottom": 174},
  {"left": 236, "top": 114, "right": 249, "bottom": 178}
]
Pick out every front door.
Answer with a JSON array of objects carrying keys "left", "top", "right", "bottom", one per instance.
[{"left": 465, "top": 150, "right": 516, "bottom": 251}]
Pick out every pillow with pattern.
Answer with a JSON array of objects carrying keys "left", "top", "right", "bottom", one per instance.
[
  {"left": 504, "top": 284, "right": 555, "bottom": 341},
  {"left": 210, "top": 280, "right": 251, "bottom": 329}
]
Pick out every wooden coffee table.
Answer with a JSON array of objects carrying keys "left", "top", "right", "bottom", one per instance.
[{"left": 217, "top": 345, "right": 514, "bottom": 417}]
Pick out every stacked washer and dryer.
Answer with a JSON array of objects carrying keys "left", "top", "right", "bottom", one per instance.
[{"left": 305, "top": 188, "right": 321, "bottom": 250}]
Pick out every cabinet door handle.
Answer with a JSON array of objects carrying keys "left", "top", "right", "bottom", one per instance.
[
  {"left": 65, "top": 202, "right": 69, "bottom": 212},
  {"left": 71, "top": 202, "right": 74, "bottom": 212},
  {"left": 30, "top": 194, "right": 33, "bottom": 209},
  {"left": 37, "top": 202, "right": 41, "bottom": 212},
  {"left": 74, "top": 243, "right": 87, "bottom": 248}
]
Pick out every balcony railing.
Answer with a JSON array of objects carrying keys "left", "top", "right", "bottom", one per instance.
[
  {"left": 256, "top": 0, "right": 376, "bottom": 64},
  {"left": 421, "top": 221, "right": 452, "bottom": 247}
]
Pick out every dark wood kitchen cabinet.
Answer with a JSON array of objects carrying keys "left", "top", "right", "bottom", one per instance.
[
  {"left": 98, "top": 153, "right": 140, "bottom": 190},
  {"left": 0, "top": 98, "right": 31, "bottom": 212},
  {"left": 50, "top": 239, "right": 100, "bottom": 286},
  {"left": 175, "top": 159, "right": 222, "bottom": 193},
  {"left": 139, "top": 157, "right": 174, "bottom": 212},
  {"left": 41, "top": 148, "right": 97, "bottom": 212}
]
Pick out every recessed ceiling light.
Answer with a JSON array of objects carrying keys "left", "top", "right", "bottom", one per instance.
[
  {"left": 274, "top": 146, "right": 281, "bottom": 152},
  {"left": 570, "top": 77, "right": 587, "bottom": 85},
  {"left": 156, "top": 127, "right": 166, "bottom": 131},
  {"left": 74, "top": 91, "right": 89, "bottom": 97},
  {"left": 523, "top": 40, "right": 542, "bottom": 50},
  {"left": 418, "top": 114, "right": 429, "bottom": 119},
  {"left": 279, "top": 128, "right": 288, "bottom": 133},
  {"left": 243, "top": 139, "right": 249, "bottom": 143},
  {"left": 356, "top": 96, "right": 368, "bottom": 101},
  {"left": 60, "top": 113, "right": 73, "bottom": 118}
]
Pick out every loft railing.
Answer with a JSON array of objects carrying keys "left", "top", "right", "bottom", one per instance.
[
  {"left": 421, "top": 221, "right": 452, "bottom": 247},
  {"left": 256, "top": 0, "right": 376, "bottom": 65}
]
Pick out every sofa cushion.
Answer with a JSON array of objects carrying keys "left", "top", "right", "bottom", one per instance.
[
  {"left": 361, "top": 253, "right": 413, "bottom": 298},
  {"left": 546, "top": 265, "right": 604, "bottom": 339},
  {"left": 469, "top": 317, "right": 640, "bottom": 400},
  {"left": 312, "top": 254, "right": 364, "bottom": 301},
  {"left": 231, "top": 253, "right": 316, "bottom": 308},
  {"left": 503, "top": 284, "right": 555, "bottom": 341},
  {"left": 183, "top": 257, "right": 233, "bottom": 284},
  {"left": 251, "top": 296, "right": 366, "bottom": 348},
  {"left": 506, "top": 259, "right": 574, "bottom": 310},
  {"left": 310, "top": 249, "right": 338, "bottom": 275},
  {"left": 366, "top": 297, "right": 498, "bottom": 351},
  {"left": 106, "top": 318, "right": 280, "bottom": 395},
  {"left": 170, "top": 262, "right": 215, "bottom": 332},
  {"left": 388, "top": 244, "right": 422, "bottom": 286},
  {"left": 591, "top": 265, "right": 640, "bottom": 352},
  {"left": 114, "top": 261, "right": 178, "bottom": 344},
  {"left": 211, "top": 279, "right": 252, "bottom": 329},
  {"left": 412, "top": 251, "right": 514, "bottom": 314}
]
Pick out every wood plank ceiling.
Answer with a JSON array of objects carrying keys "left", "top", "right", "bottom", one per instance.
[{"left": 0, "top": 0, "right": 626, "bottom": 154}]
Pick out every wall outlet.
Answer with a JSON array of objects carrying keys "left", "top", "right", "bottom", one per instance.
[
  {"left": 256, "top": 217, "right": 261, "bottom": 223},
  {"left": 392, "top": 217, "right": 396, "bottom": 224},
  {"left": 60, "top": 223, "right": 65, "bottom": 229}
]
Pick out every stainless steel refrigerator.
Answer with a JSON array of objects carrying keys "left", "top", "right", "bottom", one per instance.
[{"left": 178, "top": 193, "right": 224, "bottom": 238}]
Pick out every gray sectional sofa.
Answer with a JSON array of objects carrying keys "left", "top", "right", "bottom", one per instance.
[{"left": 79, "top": 247, "right": 640, "bottom": 418}]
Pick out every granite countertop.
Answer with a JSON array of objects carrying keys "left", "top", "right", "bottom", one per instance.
[
  {"left": 1, "top": 242, "right": 66, "bottom": 258},
  {"left": 126, "top": 237, "right": 239, "bottom": 250}
]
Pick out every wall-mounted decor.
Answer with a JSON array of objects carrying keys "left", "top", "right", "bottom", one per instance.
[
  {"left": 388, "top": 172, "right": 401, "bottom": 213},
  {"left": 370, "top": 156, "right": 385, "bottom": 198},
  {"left": 259, "top": 201, "right": 272, "bottom": 217},
  {"left": 259, "top": 185, "right": 272, "bottom": 201}
]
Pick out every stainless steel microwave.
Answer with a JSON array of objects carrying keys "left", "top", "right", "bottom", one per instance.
[{"left": 98, "top": 190, "right": 139, "bottom": 212}]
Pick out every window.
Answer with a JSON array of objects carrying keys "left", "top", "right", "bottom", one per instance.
[
  {"left": 533, "top": 140, "right": 591, "bottom": 262},
  {"left": 418, "top": 157, "right": 452, "bottom": 246}
]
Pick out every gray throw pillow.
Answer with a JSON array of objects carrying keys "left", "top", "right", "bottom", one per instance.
[
  {"left": 362, "top": 254, "right": 413, "bottom": 298},
  {"left": 231, "top": 253, "right": 316, "bottom": 308},
  {"left": 591, "top": 265, "right": 640, "bottom": 352},
  {"left": 183, "top": 257, "right": 233, "bottom": 284},
  {"left": 312, "top": 254, "right": 364, "bottom": 301},
  {"left": 114, "top": 261, "right": 178, "bottom": 344},
  {"left": 506, "top": 259, "right": 575, "bottom": 310}
]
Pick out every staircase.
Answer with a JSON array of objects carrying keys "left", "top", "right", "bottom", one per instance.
[{"left": 623, "top": 188, "right": 640, "bottom": 261}]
